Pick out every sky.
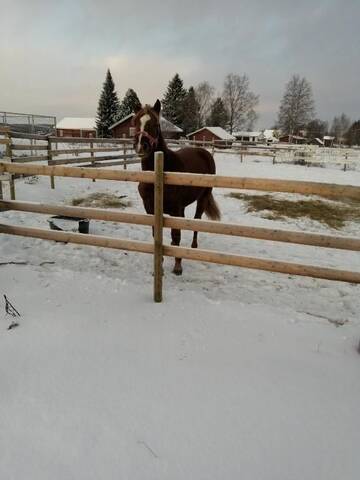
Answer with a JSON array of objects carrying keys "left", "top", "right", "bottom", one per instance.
[{"left": 1, "top": 0, "right": 359, "bottom": 129}]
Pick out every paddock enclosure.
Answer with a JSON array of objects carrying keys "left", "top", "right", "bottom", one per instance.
[{"left": 1, "top": 126, "right": 360, "bottom": 301}]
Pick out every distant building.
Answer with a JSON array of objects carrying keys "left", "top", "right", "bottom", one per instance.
[
  {"left": 261, "top": 129, "right": 279, "bottom": 144},
  {"left": 232, "top": 131, "right": 261, "bottom": 143},
  {"left": 278, "top": 134, "right": 307, "bottom": 144},
  {"left": 109, "top": 114, "right": 183, "bottom": 139},
  {"left": 323, "top": 136, "right": 335, "bottom": 147},
  {"left": 187, "top": 127, "right": 235, "bottom": 146},
  {"left": 56, "top": 117, "right": 96, "bottom": 138},
  {"left": 309, "top": 138, "right": 325, "bottom": 147}
]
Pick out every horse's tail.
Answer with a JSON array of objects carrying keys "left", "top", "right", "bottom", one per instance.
[{"left": 204, "top": 191, "right": 221, "bottom": 221}]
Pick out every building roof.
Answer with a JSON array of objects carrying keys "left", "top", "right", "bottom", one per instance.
[
  {"left": 57, "top": 117, "right": 96, "bottom": 130},
  {"left": 187, "top": 127, "right": 235, "bottom": 140},
  {"left": 279, "top": 134, "right": 306, "bottom": 140},
  {"left": 263, "top": 129, "right": 277, "bottom": 139},
  {"left": 109, "top": 114, "right": 183, "bottom": 133},
  {"left": 109, "top": 114, "right": 134, "bottom": 129},
  {"left": 233, "top": 131, "right": 261, "bottom": 137}
]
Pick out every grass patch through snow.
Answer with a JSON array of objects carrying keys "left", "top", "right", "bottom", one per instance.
[
  {"left": 71, "top": 192, "right": 131, "bottom": 209},
  {"left": 228, "top": 192, "right": 360, "bottom": 229}
]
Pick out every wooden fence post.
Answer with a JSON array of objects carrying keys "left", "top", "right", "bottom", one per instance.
[
  {"left": 47, "top": 137, "right": 55, "bottom": 189},
  {"left": 123, "top": 142, "right": 127, "bottom": 170},
  {"left": 5, "top": 129, "right": 15, "bottom": 200},
  {"left": 153, "top": 151, "right": 164, "bottom": 302},
  {"left": 90, "top": 140, "right": 96, "bottom": 181}
]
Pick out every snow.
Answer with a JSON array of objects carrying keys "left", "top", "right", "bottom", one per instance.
[
  {"left": 233, "top": 131, "right": 261, "bottom": 137},
  {"left": 187, "top": 127, "right": 235, "bottom": 140},
  {"left": 1, "top": 153, "right": 360, "bottom": 479},
  {"left": 56, "top": 117, "right": 96, "bottom": 130}
]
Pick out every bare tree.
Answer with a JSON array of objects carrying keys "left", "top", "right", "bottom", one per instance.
[
  {"left": 194, "top": 81, "right": 215, "bottom": 127},
  {"left": 330, "top": 113, "right": 351, "bottom": 144},
  {"left": 277, "top": 74, "right": 315, "bottom": 135},
  {"left": 222, "top": 73, "right": 259, "bottom": 134}
]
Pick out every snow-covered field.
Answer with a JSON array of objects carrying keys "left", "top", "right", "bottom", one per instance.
[{"left": 1, "top": 153, "right": 359, "bottom": 479}]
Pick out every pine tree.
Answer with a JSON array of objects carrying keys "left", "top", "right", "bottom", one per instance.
[
  {"left": 181, "top": 87, "right": 199, "bottom": 134},
  {"left": 118, "top": 88, "right": 142, "bottom": 119},
  {"left": 207, "top": 97, "right": 228, "bottom": 129},
  {"left": 345, "top": 120, "right": 360, "bottom": 146},
  {"left": 277, "top": 75, "right": 315, "bottom": 135},
  {"left": 162, "top": 73, "right": 187, "bottom": 128},
  {"left": 96, "top": 69, "right": 120, "bottom": 137},
  {"left": 306, "top": 119, "right": 328, "bottom": 140}
]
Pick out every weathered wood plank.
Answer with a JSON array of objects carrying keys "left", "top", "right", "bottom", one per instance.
[
  {"left": 154, "top": 152, "right": 164, "bottom": 302},
  {"left": 1, "top": 162, "right": 360, "bottom": 200}
]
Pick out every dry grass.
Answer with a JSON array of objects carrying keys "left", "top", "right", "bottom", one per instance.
[
  {"left": 228, "top": 192, "right": 360, "bottom": 229},
  {"left": 71, "top": 192, "right": 131, "bottom": 209}
]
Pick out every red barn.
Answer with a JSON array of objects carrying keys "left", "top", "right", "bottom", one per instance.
[
  {"left": 110, "top": 114, "right": 183, "bottom": 139},
  {"left": 187, "top": 127, "right": 235, "bottom": 146},
  {"left": 56, "top": 117, "right": 96, "bottom": 138}
]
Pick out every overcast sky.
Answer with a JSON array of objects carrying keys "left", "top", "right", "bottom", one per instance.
[{"left": 1, "top": 0, "right": 359, "bottom": 128}]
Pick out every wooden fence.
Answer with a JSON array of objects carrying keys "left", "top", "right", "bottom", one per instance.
[
  {"left": 168, "top": 138, "right": 360, "bottom": 169},
  {"left": 1, "top": 153, "right": 360, "bottom": 302},
  {"left": 0, "top": 126, "right": 140, "bottom": 198}
]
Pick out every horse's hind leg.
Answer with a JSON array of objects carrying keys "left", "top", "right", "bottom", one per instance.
[
  {"left": 171, "top": 227, "right": 183, "bottom": 275},
  {"left": 171, "top": 208, "right": 184, "bottom": 275},
  {"left": 191, "top": 194, "right": 207, "bottom": 249}
]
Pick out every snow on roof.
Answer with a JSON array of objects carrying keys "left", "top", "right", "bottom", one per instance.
[
  {"left": 109, "top": 114, "right": 183, "bottom": 132},
  {"left": 263, "top": 129, "right": 276, "bottom": 138},
  {"left": 233, "top": 131, "right": 261, "bottom": 137},
  {"left": 57, "top": 117, "right": 96, "bottom": 130},
  {"left": 109, "top": 114, "right": 134, "bottom": 129},
  {"left": 187, "top": 127, "right": 235, "bottom": 140},
  {"left": 160, "top": 116, "right": 183, "bottom": 133},
  {"left": 323, "top": 136, "right": 335, "bottom": 140}
]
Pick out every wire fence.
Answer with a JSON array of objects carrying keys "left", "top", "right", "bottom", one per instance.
[{"left": 0, "top": 111, "right": 56, "bottom": 135}]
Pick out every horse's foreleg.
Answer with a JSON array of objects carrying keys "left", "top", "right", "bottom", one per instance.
[
  {"left": 171, "top": 227, "right": 182, "bottom": 275},
  {"left": 170, "top": 208, "right": 184, "bottom": 275}
]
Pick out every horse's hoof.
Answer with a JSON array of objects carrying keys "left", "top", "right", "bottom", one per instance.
[{"left": 172, "top": 268, "right": 183, "bottom": 276}]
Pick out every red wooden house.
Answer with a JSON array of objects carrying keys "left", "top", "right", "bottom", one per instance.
[
  {"left": 187, "top": 127, "right": 235, "bottom": 146},
  {"left": 109, "top": 114, "right": 183, "bottom": 139},
  {"left": 56, "top": 118, "right": 96, "bottom": 138}
]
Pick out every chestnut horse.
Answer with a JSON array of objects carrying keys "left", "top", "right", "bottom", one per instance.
[{"left": 134, "top": 100, "right": 220, "bottom": 275}]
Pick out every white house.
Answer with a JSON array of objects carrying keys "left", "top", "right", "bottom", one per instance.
[{"left": 232, "top": 131, "right": 261, "bottom": 143}]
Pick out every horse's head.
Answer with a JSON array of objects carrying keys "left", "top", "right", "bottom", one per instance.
[{"left": 133, "top": 100, "right": 161, "bottom": 156}]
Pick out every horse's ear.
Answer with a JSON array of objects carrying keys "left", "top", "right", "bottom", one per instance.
[{"left": 153, "top": 99, "right": 161, "bottom": 114}]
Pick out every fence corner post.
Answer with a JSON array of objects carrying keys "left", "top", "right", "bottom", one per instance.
[
  {"left": 153, "top": 151, "right": 164, "bottom": 303},
  {"left": 47, "top": 136, "right": 55, "bottom": 189},
  {"left": 5, "top": 129, "right": 15, "bottom": 200}
]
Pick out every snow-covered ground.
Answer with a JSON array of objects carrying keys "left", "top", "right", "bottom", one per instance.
[{"left": 1, "top": 153, "right": 359, "bottom": 479}]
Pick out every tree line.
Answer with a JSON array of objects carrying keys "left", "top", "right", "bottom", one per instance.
[
  {"left": 276, "top": 74, "right": 360, "bottom": 145},
  {"left": 96, "top": 69, "right": 259, "bottom": 137},
  {"left": 96, "top": 69, "right": 360, "bottom": 145}
]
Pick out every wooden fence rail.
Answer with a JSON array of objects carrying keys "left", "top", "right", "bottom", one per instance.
[
  {"left": 1, "top": 162, "right": 360, "bottom": 200},
  {"left": 1, "top": 152, "right": 360, "bottom": 302},
  {"left": 0, "top": 128, "right": 141, "bottom": 197}
]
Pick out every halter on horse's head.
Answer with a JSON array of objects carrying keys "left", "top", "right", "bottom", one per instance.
[{"left": 133, "top": 100, "right": 161, "bottom": 155}]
